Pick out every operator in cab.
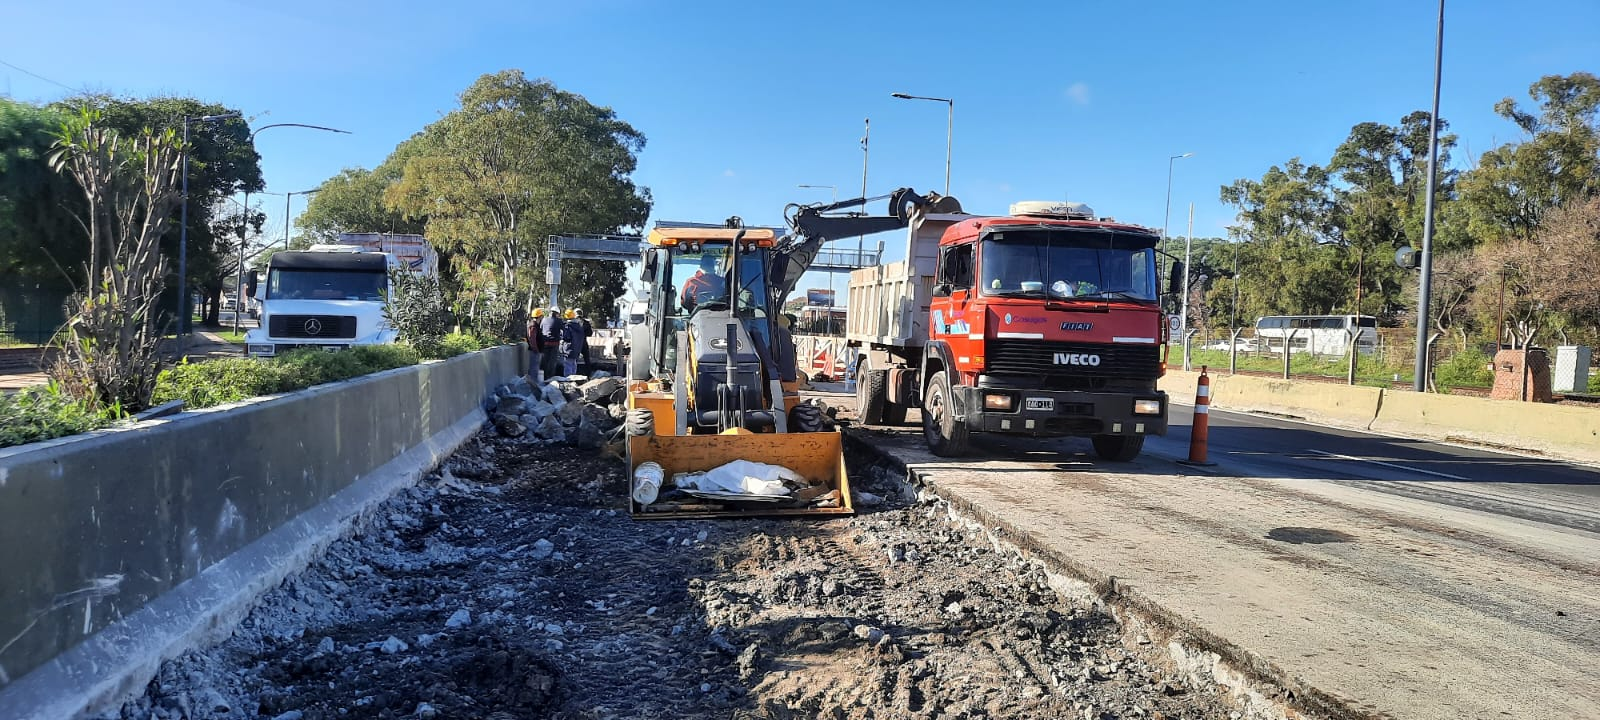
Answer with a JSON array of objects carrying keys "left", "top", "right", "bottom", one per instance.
[{"left": 680, "top": 252, "right": 727, "bottom": 311}]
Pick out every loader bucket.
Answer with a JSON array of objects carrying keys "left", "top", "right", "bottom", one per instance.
[{"left": 626, "top": 431, "right": 853, "bottom": 520}]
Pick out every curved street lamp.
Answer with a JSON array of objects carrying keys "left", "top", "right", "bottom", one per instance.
[
  {"left": 890, "top": 92, "right": 954, "bottom": 196},
  {"left": 232, "top": 122, "right": 351, "bottom": 333}
]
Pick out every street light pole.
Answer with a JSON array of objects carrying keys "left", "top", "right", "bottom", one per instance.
[
  {"left": 890, "top": 93, "right": 954, "bottom": 196},
  {"left": 1161, "top": 152, "right": 1193, "bottom": 262},
  {"left": 232, "top": 122, "right": 351, "bottom": 334},
  {"left": 1413, "top": 0, "right": 1446, "bottom": 393},
  {"left": 1181, "top": 202, "right": 1195, "bottom": 337},
  {"left": 859, "top": 118, "right": 870, "bottom": 265},
  {"left": 178, "top": 112, "right": 240, "bottom": 350}
]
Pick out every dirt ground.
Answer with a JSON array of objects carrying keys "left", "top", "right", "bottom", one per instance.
[{"left": 108, "top": 428, "right": 1243, "bottom": 720}]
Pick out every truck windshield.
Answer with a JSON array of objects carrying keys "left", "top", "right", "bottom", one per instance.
[
  {"left": 979, "top": 231, "right": 1157, "bottom": 302},
  {"left": 267, "top": 269, "right": 387, "bottom": 301}
]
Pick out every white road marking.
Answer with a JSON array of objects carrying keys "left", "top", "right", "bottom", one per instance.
[{"left": 1305, "top": 448, "right": 1469, "bottom": 481}]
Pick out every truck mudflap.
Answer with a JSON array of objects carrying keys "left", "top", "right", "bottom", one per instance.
[
  {"left": 626, "top": 431, "right": 854, "bottom": 520},
  {"left": 953, "top": 386, "right": 1168, "bottom": 437}
]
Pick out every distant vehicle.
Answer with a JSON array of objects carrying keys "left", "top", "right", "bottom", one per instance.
[
  {"left": 243, "top": 240, "right": 437, "bottom": 358},
  {"left": 1254, "top": 315, "right": 1376, "bottom": 356},
  {"left": 1201, "top": 337, "right": 1258, "bottom": 352}
]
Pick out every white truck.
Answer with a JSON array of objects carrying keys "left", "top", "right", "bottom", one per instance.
[{"left": 243, "top": 239, "right": 434, "bottom": 358}]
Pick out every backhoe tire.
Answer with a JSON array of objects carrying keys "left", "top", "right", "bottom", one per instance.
[
  {"left": 857, "top": 357, "right": 888, "bottom": 425},
  {"left": 922, "top": 371, "right": 970, "bottom": 457},
  {"left": 625, "top": 408, "right": 656, "bottom": 437},
  {"left": 790, "top": 403, "right": 824, "bottom": 433},
  {"left": 1091, "top": 434, "right": 1144, "bottom": 462}
]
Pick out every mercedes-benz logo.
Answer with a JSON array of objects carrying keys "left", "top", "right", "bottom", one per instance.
[{"left": 303, "top": 318, "right": 323, "bottom": 336}]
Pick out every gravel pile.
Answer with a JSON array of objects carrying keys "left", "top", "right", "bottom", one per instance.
[{"left": 106, "top": 430, "right": 1244, "bottom": 720}]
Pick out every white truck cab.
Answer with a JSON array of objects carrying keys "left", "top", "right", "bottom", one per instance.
[{"left": 244, "top": 246, "right": 402, "bottom": 357}]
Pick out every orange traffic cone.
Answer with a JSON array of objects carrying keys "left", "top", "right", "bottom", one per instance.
[{"left": 1180, "top": 366, "right": 1216, "bottom": 466}]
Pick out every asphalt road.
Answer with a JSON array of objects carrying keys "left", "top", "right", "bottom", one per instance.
[
  {"left": 1148, "top": 401, "right": 1600, "bottom": 535},
  {"left": 824, "top": 387, "right": 1600, "bottom": 718}
]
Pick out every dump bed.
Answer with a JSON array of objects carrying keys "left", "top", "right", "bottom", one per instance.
[{"left": 845, "top": 215, "right": 962, "bottom": 349}]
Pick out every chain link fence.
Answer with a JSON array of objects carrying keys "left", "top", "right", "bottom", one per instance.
[{"left": 1174, "top": 324, "right": 1493, "bottom": 393}]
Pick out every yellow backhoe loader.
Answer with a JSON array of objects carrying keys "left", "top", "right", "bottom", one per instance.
[{"left": 622, "top": 189, "right": 958, "bottom": 519}]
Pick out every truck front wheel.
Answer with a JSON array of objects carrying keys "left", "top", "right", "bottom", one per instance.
[
  {"left": 922, "top": 370, "right": 970, "bottom": 457},
  {"left": 1091, "top": 434, "right": 1144, "bottom": 462}
]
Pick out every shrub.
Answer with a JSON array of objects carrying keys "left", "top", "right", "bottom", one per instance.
[
  {"left": 1436, "top": 348, "right": 1493, "bottom": 391},
  {"left": 152, "top": 344, "right": 422, "bottom": 411},
  {"left": 274, "top": 345, "right": 419, "bottom": 388},
  {"left": 0, "top": 383, "right": 113, "bottom": 448},
  {"left": 384, "top": 270, "right": 450, "bottom": 358},
  {"left": 1590, "top": 370, "right": 1599, "bottom": 394},
  {"left": 433, "top": 332, "right": 487, "bottom": 359},
  {"left": 152, "top": 357, "right": 290, "bottom": 408}
]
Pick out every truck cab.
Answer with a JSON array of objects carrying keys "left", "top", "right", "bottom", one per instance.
[
  {"left": 849, "top": 201, "right": 1174, "bottom": 460},
  {"left": 244, "top": 247, "right": 402, "bottom": 358}
]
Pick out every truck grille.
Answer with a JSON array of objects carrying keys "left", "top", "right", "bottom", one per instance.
[
  {"left": 986, "top": 340, "right": 1159, "bottom": 379},
  {"left": 269, "top": 315, "right": 358, "bottom": 339}
]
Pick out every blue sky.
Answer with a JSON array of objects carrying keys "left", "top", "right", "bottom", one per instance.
[{"left": 3, "top": 0, "right": 1596, "bottom": 298}]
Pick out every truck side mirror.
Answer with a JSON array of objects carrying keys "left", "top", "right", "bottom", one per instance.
[
  {"left": 932, "top": 283, "right": 952, "bottom": 297},
  {"left": 1167, "top": 261, "right": 1185, "bottom": 295},
  {"left": 245, "top": 270, "right": 259, "bottom": 299}
]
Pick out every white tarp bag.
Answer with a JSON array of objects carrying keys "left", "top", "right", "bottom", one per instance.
[{"left": 676, "top": 460, "right": 802, "bottom": 497}]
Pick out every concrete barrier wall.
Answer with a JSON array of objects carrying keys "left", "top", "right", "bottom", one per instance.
[
  {"left": 0, "top": 346, "right": 520, "bottom": 701},
  {"left": 1371, "top": 390, "right": 1600, "bottom": 464},
  {"left": 1212, "top": 374, "right": 1384, "bottom": 428},
  {"left": 1162, "top": 370, "right": 1383, "bottom": 428},
  {"left": 1164, "top": 369, "right": 1600, "bottom": 463}
]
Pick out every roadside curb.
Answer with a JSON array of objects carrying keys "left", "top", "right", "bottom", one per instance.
[{"left": 841, "top": 428, "right": 1372, "bottom": 720}]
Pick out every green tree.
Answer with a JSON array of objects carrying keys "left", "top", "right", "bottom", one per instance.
[
  {"left": 0, "top": 99, "right": 80, "bottom": 286},
  {"left": 1328, "top": 113, "right": 1460, "bottom": 319},
  {"left": 295, "top": 141, "right": 425, "bottom": 247},
  {"left": 1459, "top": 72, "right": 1600, "bottom": 244},
  {"left": 52, "top": 94, "right": 262, "bottom": 326},
  {"left": 1219, "top": 158, "right": 1348, "bottom": 317},
  {"left": 385, "top": 71, "right": 651, "bottom": 322},
  {"left": 47, "top": 110, "right": 187, "bottom": 411}
]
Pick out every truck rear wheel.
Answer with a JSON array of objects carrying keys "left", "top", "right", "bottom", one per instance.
[
  {"left": 857, "top": 356, "right": 888, "bottom": 425},
  {"left": 1091, "top": 434, "right": 1144, "bottom": 462},
  {"left": 922, "top": 370, "right": 970, "bottom": 457}
]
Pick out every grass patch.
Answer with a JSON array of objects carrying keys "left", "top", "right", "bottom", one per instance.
[{"left": 1180, "top": 348, "right": 1415, "bottom": 385}]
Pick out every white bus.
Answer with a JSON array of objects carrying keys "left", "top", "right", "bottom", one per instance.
[{"left": 1254, "top": 315, "right": 1377, "bottom": 357}]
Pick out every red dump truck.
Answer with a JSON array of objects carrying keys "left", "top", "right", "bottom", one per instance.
[{"left": 846, "top": 201, "right": 1177, "bottom": 460}]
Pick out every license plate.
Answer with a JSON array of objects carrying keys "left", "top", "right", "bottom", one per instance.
[{"left": 1024, "top": 397, "right": 1054, "bottom": 411}]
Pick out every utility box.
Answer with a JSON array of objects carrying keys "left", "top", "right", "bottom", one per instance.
[
  {"left": 1490, "top": 348, "right": 1552, "bottom": 402},
  {"left": 1553, "top": 346, "right": 1592, "bottom": 394}
]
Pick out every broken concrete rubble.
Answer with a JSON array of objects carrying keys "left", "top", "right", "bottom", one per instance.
[
  {"left": 491, "top": 378, "right": 627, "bottom": 446},
  {"left": 105, "top": 435, "right": 1239, "bottom": 720}
]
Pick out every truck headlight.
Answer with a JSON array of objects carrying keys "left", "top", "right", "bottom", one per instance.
[
  {"left": 247, "top": 344, "right": 275, "bottom": 357},
  {"left": 983, "top": 393, "right": 1013, "bottom": 411},
  {"left": 1134, "top": 399, "right": 1162, "bottom": 415}
]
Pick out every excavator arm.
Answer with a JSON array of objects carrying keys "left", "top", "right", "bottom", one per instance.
[{"left": 768, "top": 188, "right": 962, "bottom": 307}]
